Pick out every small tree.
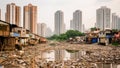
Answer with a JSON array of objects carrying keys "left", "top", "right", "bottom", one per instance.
[
  {"left": 90, "top": 27, "right": 97, "bottom": 31},
  {"left": 48, "top": 30, "right": 85, "bottom": 41},
  {"left": 66, "top": 30, "right": 84, "bottom": 38},
  {"left": 48, "top": 34, "right": 58, "bottom": 40}
]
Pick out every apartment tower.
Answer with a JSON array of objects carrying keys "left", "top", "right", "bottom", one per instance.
[
  {"left": 96, "top": 6, "right": 111, "bottom": 30},
  {"left": 73, "top": 10, "right": 82, "bottom": 32},
  {"left": 54, "top": 10, "right": 65, "bottom": 35},
  {"left": 5, "top": 3, "right": 21, "bottom": 26},
  {"left": 37, "top": 23, "right": 47, "bottom": 37},
  {"left": 23, "top": 4, "right": 37, "bottom": 33}
]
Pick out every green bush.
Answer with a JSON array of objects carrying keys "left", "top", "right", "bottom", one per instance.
[
  {"left": 48, "top": 30, "right": 85, "bottom": 41},
  {"left": 112, "top": 42, "right": 119, "bottom": 46}
]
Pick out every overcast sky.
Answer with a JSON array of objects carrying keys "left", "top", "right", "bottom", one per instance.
[{"left": 0, "top": 0, "right": 120, "bottom": 31}]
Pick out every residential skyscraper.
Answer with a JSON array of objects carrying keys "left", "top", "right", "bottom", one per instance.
[
  {"left": 118, "top": 17, "right": 120, "bottom": 30},
  {"left": 73, "top": 10, "right": 82, "bottom": 32},
  {"left": 112, "top": 13, "right": 118, "bottom": 29},
  {"left": 54, "top": 10, "right": 65, "bottom": 35},
  {"left": 46, "top": 27, "right": 53, "bottom": 37},
  {"left": 96, "top": 6, "right": 111, "bottom": 30},
  {"left": 5, "top": 3, "right": 21, "bottom": 26},
  {"left": 23, "top": 4, "right": 37, "bottom": 33},
  {"left": 37, "top": 23, "right": 47, "bottom": 37},
  {"left": 37, "top": 23, "right": 41, "bottom": 36}
]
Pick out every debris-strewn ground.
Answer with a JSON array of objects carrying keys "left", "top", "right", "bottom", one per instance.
[{"left": 0, "top": 42, "right": 120, "bottom": 68}]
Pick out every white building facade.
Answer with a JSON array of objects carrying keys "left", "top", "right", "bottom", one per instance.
[
  {"left": 37, "top": 23, "right": 47, "bottom": 37},
  {"left": 72, "top": 10, "right": 82, "bottom": 32},
  {"left": 54, "top": 10, "right": 65, "bottom": 35},
  {"left": 96, "top": 6, "right": 111, "bottom": 30},
  {"left": 112, "top": 13, "right": 118, "bottom": 29}
]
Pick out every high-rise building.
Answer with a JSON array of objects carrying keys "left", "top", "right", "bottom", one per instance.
[
  {"left": 37, "top": 23, "right": 41, "bottom": 35},
  {"left": 16, "top": 6, "right": 21, "bottom": 26},
  {"left": 73, "top": 10, "right": 82, "bottom": 32},
  {"left": 55, "top": 50, "right": 65, "bottom": 61},
  {"left": 23, "top": 4, "right": 37, "bottom": 33},
  {"left": 46, "top": 27, "right": 53, "bottom": 37},
  {"left": 5, "top": 3, "right": 21, "bottom": 26},
  {"left": 96, "top": 6, "right": 111, "bottom": 30},
  {"left": 37, "top": 23, "right": 47, "bottom": 37},
  {"left": 112, "top": 13, "right": 118, "bottom": 29},
  {"left": 41, "top": 23, "right": 47, "bottom": 37},
  {"left": 54, "top": 10, "right": 65, "bottom": 35},
  {"left": 118, "top": 17, "right": 120, "bottom": 30}
]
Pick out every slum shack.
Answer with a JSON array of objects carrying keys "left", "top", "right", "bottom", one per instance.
[
  {"left": 0, "top": 20, "right": 19, "bottom": 51},
  {"left": 85, "top": 31, "right": 99, "bottom": 44},
  {"left": 112, "top": 31, "right": 120, "bottom": 45},
  {"left": 0, "top": 20, "right": 10, "bottom": 51},
  {"left": 0, "top": 20, "right": 15, "bottom": 51},
  {"left": 27, "top": 33, "right": 38, "bottom": 45},
  {"left": 98, "top": 29, "right": 113, "bottom": 45},
  {"left": 12, "top": 27, "right": 30, "bottom": 46}
]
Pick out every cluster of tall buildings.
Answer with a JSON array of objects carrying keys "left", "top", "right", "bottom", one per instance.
[
  {"left": 96, "top": 6, "right": 120, "bottom": 30},
  {"left": 37, "top": 23, "right": 53, "bottom": 37},
  {"left": 112, "top": 13, "right": 120, "bottom": 30},
  {"left": 5, "top": 3, "right": 21, "bottom": 26},
  {"left": 4, "top": 3, "right": 37, "bottom": 34},
  {"left": 1, "top": 3, "right": 120, "bottom": 37},
  {"left": 54, "top": 10, "right": 84, "bottom": 35},
  {"left": 0, "top": 3, "right": 53, "bottom": 37},
  {"left": 54, "top": 50, "right": 86, "bottom": 61}
]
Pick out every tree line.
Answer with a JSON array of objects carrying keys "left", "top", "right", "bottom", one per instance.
[{"left": 48, "top": 30, "right": 85, "bottom": 41}]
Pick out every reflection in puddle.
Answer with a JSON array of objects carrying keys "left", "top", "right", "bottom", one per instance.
[
  {"left": 41, "top": 50, "right": 120, "bottom": 68},
  {"left": 42, "top": 50, "right": 86, "bottom": 61}
]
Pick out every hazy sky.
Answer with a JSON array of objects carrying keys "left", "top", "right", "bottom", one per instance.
[{"left": 0, "top": 0, "right": 120, "bottom": 31}]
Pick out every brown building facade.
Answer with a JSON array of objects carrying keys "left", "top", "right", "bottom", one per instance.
[
  {"left": 5, "top": 3, "right": 21, "bottom": 26},
  {"left": 23, "top": 4, "right": 37, "bottom": 34}
]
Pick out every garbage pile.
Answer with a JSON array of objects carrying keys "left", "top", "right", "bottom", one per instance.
[{"left": 0, "top": 43, "right": 120, "bottom": 68}]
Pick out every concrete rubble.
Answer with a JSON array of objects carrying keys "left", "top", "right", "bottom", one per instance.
[{"left": 0, "top": 43, "right": 120, "bottom": 68}]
